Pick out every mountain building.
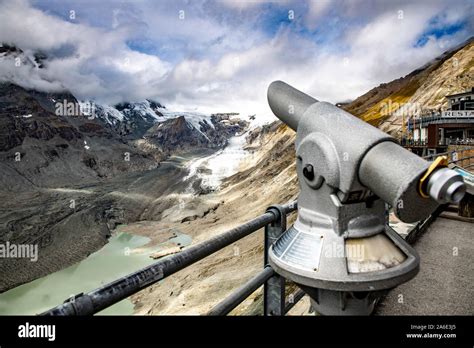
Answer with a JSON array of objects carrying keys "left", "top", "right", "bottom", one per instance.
[{"left": 406, "top": 87, "right": 474, "bottom": 155}]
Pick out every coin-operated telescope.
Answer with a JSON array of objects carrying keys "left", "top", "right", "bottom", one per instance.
[{"left": 267, "top": 81, "right": 466, "bottom": 315}]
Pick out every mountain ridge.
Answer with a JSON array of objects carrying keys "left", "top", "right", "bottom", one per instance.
[{"left": 343, "top": 36, "right": 474, "bottom": 135}]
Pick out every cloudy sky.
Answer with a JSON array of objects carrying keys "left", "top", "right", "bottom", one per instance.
[{"left": 0, "top": 0, "right": 473, "bottom": 120}]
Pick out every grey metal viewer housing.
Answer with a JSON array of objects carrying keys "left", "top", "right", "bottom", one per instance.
[{"left": 267, "top": 81, "right": 466, "bottom": 315}]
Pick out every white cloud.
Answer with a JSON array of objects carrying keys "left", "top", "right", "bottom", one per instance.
[
  {"left": 305, "top": 0, "right": 332, "bottom": 29},
  {"left": 0, "top": 0, "right": 472, "bottom": 123},
  {"left": 219, "top": 0, "right": 290, "bottom": 10},
  {"left": 156, "top": 0, "right": 472, "bottom": 121},
  {"left": 0, "top": 0, "right": 170, "bottom": 104}
]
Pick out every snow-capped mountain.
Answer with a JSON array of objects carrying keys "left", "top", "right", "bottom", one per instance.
[
  {"left": 81, "top": 99, "right": 248, "bottom": 154},
  {"left": 85, "top": 100, "right": 165, "bottom": 139},
  {"left": 87, "top": 100, "right": 212, "bottom": 137},
  {"left": 0, "top": 44, "right": 248, "bottom": 162}
]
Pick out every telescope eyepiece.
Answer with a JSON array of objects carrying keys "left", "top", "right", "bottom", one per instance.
[{"left": 427, "top": 168, "right": 466, "bottom": 204}]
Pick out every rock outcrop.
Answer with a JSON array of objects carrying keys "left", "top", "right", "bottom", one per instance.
[{"left": 144, "top": 114, "right": 247, "bottom": 157}]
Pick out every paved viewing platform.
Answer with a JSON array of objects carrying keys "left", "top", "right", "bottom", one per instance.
[{"left": 376, "top": 216, "right": 473, "bottom": 315}]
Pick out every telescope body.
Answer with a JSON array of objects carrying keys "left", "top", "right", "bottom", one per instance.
[
  {"left": 267, "top": 81, "right": 466, "bottom": 315},
  {"left": 267, "top": 81, "right": 449, "bottom": 222}
]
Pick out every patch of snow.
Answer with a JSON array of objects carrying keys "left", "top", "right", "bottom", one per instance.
[
  {"left": 131, "top": 100, "right": 161, "bottom": 121},
  {"left": 156, "top": 107, "right": 215, "bottom": 140},
  {"left": 88, "top": 103, "right": 125, "bottom": 124},
  {"left": 103, "top": 105, "right": 124, "bottom": 122},
  {"left": 80, "top": 100, "right": 241, "bottom": 143},
  {"left": 184, "top": 132, "right": 249, "bottom": 192},
  {"left": 240, "top": 113, "right": 273, "bottom": 130}
]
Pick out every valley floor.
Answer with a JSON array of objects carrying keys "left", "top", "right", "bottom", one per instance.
[
  {"left": 1, "top": 124, "right": 300, "bottom": 315},
  {"left": 0, "top": 148, "right": 213, "bottom": 292}
]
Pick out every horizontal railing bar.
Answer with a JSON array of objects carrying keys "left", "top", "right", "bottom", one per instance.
[
  {"left": 449, "top": 155, "right": 474, "bottom": 164},
  {"left": 41, "top": 211, "right": 278, "bottom": 316},
  {"left": 422, "top": 151, "right": 474, "bottom": 166},
  {"left": 284, "top": 288, "right": 306, "bottom": 314},
  {"left": 423, "top": 150, "right": 458, "bottom": 159},
  {"left": 207, "top": 267, "right": 274, "bottom": 316}
]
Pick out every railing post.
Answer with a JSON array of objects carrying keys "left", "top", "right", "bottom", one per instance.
[
  {"left": 385, "top": 202, "right": 390, "bottom": 225},
  {"left": 264, "top": 205, "right": 287, "bottom": 316}
]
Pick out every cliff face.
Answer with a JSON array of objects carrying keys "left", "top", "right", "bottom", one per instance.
[
  {"left": 0, "top": 83, "right": 159, "bottom": 189},
  {"left": 144, "top": 115, "right": 247, "bottom": 157},
  {"left": 343, "top": 37, "right": 474, "bottom": 136}
]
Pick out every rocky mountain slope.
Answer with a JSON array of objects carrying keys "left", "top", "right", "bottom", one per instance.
[
  {"left": 128, "top": 37, "right": 474, "bottom": 314},
  {"left": 129, "top": 121, "right": 300, "bottom": 315},
  {"left": 344, "top": 37, "right": 474, "bottom": 136},
  {"left": 0, "top": 76, "right": 247, "bottom": 291},
  {"left": 0, "top": 43, "right": 248, "bottom": 159},
  {"left": 143, "top": 114, "right": 247, "bottom": 158}
]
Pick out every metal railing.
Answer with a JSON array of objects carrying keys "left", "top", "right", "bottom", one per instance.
[
  {"left": 401, "top": 139, "right": 427, "bottom": 147},
  {"left": 423, "top": 149, "right": 474, "bottom": 163},
  {"left": 422, "top": 151, "right": 474, "bottom": 171},
  {"left": 402, "top": 138, "right": 474, "bottom": 147},
  {"left": 41, "top": 200, "right": 298, "bottom": 316},
  {"left": 407, "top": 115, "right": 474, "bottom": 129}
]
